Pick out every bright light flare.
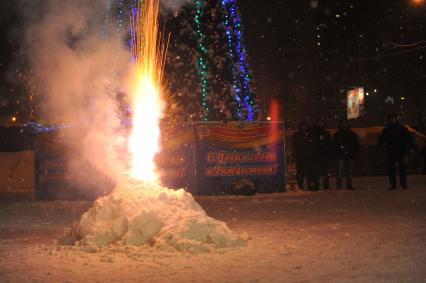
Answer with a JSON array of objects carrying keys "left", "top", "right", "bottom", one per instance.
[
  {"left": 128, "top": 0, "right": 168, "bottom": 182},
  {"left": 411, "top": 0, "right": 425, "bottom": 6}
]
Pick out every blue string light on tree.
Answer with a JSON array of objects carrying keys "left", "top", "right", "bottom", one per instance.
[
  {"left": 221, "top": 3, "right": 243, "bottom": 119},
  {"left": 220, "top": 0, "right": 255, "bottom": 121},
  {"left": 195, "top": 0, "right": 209, "bottom": 121},
  {"left": 130, "top": 0, "right": 139, "bottom": 63}
]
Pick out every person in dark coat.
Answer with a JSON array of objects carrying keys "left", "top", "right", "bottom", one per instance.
[
  {"left": 307, "top": 118, "right": 332, "bottom": 191},
  {"left": 378, "top": 113, "right": 414, "bottom": 190},
  {"left": 292, "top": 121, "right": 310, "bottom": 189},
  {"left": 333, "top": 119, "right": 360, "bottom": 190}
]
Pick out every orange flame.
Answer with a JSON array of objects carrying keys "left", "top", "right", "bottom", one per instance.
[{"left": 128, "top": 0, "right": 167, "bottom": 182}]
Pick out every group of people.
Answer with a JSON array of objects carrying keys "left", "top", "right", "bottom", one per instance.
[
  {"left": 292, "top": 117, "right": 359, "bottom": 191},
  {"left": 292, "top": 113, "right": 414, "bottom": 191}
]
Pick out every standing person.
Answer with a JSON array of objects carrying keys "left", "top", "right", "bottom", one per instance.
[
  {"left": 308, "top": 118, "right": 332, "bottom": 191},
  {"left": 378, "top": 113, "right": 414, "bottom": 190},
  {"left": 333, "top": 119, "right": 360, "bottom": 190},
  {"left": 292, "top": 121, "right": 310, "bottom": 190}
]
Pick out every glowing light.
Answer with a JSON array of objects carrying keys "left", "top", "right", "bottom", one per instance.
[
  {"left": 221, "top": 0, "right": 255, "bottom": 121},
  {"left": 266, "top": 116, "right": 271, "bottom": 121},
  {"left": 128, "top": 0, "right": 167, "bottom": 182},
  {"left": 11, "top": 116, "right": 17, "bottom": 123},
  {"left": 194, "top": 0, "right": 209, "bottom": 121},
  {"left": 411, "top": 0, "right": 425, "bottom": 5}
]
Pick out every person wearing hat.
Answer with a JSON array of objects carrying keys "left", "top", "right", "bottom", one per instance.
[
  {"left": 333, "top": 118, "right": 360, "bottom": 190},
  {"left": 292, "top": 121, "right": 311, "bottom": 190},
  {"left": 307, "top": 118, "right": 332, "bottom": 191},
  {"left": 378, "top": 113, "right": 414, "bottom": 190}
]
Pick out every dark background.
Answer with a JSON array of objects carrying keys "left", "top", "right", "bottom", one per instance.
[
  {"left": 1, "top": 0, "right": 425, "bottom": 130},
  {"left": 239, "top": 0, "right": 426, "bottom": 129}
]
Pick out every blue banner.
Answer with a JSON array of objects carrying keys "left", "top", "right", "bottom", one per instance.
[
  {"left": 193, "top": 122, "right": 286, "bottom": 195},
  {"left": 35, "top": 122, "right": 286, "bottom": 199},
  {"left": 157, "top": 123, "right": 196, "bottom": 194}
]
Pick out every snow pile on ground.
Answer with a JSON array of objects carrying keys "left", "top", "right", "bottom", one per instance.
[{"left": 59, "top": 180, "right": 246, "bottom": 253}]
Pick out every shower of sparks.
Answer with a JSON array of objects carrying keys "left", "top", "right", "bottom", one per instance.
[{"left": 128, "top": 0, "right": 168, "bottom": 182}]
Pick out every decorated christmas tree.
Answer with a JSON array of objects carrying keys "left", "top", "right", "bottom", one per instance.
[
  {"left": 104, "top": 0, "right": 258, "bottom": 122},
  {"left": 164, "top": 6, "right": 205, "bottom": 121},
  {"left": 164, "top": 0, "right": 258, "bottom": 122}
]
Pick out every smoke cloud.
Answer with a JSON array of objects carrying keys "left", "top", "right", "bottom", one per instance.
[
  {"left": 160, "top": 0, "right": 192, "bottom": 14},
  {"left": 17, "top": 0, "right": 192, "bottom": 196},
  {"left": 20, "top": 0, "right": 132, "bottom": 193}
]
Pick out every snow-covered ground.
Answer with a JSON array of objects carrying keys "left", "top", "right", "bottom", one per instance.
[{"left": 1, "top": 176, "right": 425, "bottom": 283}]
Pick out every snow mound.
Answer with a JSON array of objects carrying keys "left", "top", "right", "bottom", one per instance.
[{"left": 59, "top": 180, "right": 246, "bottom": 253}]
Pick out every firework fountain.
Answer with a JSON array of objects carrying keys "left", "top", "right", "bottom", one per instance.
[
  {"left": 59, "top": 0, "right": 246, "bottom": 252},
  {"left": 128, "top": 0, "right": 166, "bottom": 182}
]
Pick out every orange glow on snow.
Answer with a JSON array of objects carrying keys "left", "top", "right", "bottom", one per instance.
[{"left": 128, "top": 0, "right": 167, "bottom": 182}]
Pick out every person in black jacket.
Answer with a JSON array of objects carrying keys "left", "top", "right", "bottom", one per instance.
[
  {"left": 378, "top": 113, "right": 414, "bottom": 190},
  {"left": 292, "top": 121, "right": 310, "bottom": 189},
  {"left": 307, "top": 118, "right": 332, "bottom": 191},
  {"left": 333, "top": 119, "right": 359, "bottom": 190}
]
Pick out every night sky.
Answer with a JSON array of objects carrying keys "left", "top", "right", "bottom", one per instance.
[
  {"left": 239, "top": 0, "right": 426, "bottom": 126},
  {"left": 0, "top": 0, "right": 425, "bottom": 127}
]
